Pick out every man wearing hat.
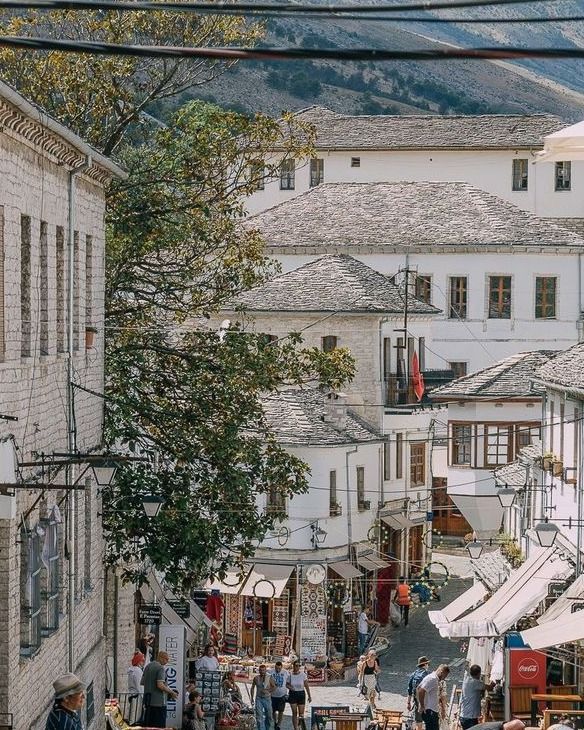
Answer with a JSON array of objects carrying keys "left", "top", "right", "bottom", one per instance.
[
  {"left": 46, "top": 673, "right": 86, "bottom": 730},
  {"left": 407, "top": 657, "right": 430, "bottom": 730}
]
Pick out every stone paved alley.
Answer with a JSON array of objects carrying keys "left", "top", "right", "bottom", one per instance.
[{"left": 246, "top": 551, "right": 474, "bottom": 726}]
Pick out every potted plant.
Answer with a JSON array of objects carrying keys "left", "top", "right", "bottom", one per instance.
[
  {"left": 542, "top": 452, "right": 554, "bottom": 472},
  {"left": 85, "top": 325, "right": 98, "bottom": 349}
]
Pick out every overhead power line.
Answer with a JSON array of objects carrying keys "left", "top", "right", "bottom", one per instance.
[
  {"left": 0, "top": 0, "right": 564, "bottom": 14},
  {"left": 2, "top": 36, "right": 584, "bottom": 61}
]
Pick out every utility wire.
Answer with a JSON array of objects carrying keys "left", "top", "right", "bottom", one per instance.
[
  {"left": 0, "top": 0, "right": 565, "bottom": 14},
  {"left": 1, "top": 35, "right": 584, "bottom": 61}
]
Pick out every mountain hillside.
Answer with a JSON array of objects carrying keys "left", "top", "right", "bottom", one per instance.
[{"left": 171, "top": 3, "right": 584, "bottom": 122}]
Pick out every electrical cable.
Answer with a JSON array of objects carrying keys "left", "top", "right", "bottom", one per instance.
[
  {"left": 1, "top": 35, "right": 584, "bottom": 62},
  {"left": 0, "top": 0, "right": 565, "bottom": 15}
]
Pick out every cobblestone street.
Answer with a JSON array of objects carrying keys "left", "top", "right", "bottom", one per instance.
[{"left": 248, "top": 552, "right": 474, "bottom": 727}]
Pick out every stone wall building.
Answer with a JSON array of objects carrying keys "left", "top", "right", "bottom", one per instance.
[{"left": 0, "top": 81, "right": 124, "bottom": 730}]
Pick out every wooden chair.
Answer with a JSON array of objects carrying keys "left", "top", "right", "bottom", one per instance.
[
  {"left": 375, "top": 709, "right": 403, "bottom": 730},
  {"left": 509, "top": 686, "right": 537, "bottom": 721}
]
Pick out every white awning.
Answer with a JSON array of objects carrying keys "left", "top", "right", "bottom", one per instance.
[
  {"left": 356, "top": 554, "right": 391, "bottom": 571},
  {"left": 240, "top": 564, "right": 294, "bottom": 598},
  {"left": 206, "top": 568, "right": 251, "bottom": 595},
  {"left": 429, "top": 581, "right": 488, "bottom": 627},
  {"left": 537, "top": 573, "right": 584, "bottom": 625},
  {"left": 537, "top": 120, "right": 584, "bottom": 162},
  {"left": 440, "top": 547, "right": 572, "bottom": 638},
  {"left": 381, "top": 513, "right": 415, "bottom": 530},
  {"left": 448, "top": 493, "right": 504, "bottom": 535},
  {"left": 521, "top": 610, "right": 584, "bottom": 650},
  {"left": 329, "top": 561, "right": 363, "bottom": 580}
]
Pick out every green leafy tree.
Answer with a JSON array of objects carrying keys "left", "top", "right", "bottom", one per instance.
[
  {"left": 0, "top": 6, "right": 263, "bottom": 154},
  {"left": 104, "top": 102, "right": 355, "bottom": 593}
]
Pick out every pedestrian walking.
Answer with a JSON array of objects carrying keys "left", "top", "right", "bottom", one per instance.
[
  {"left": 251, "top": 664, "right": 276, "bottom": 730},
  {"left": 407, "top": 656, "right": 431, "bottom": 730},
  {"left": 127, "top": 651, "right": 145, "bottom": 724},
  {"left": 459, "top": 665, "right": 495, "bottom": 730},
  {"left": 361, "top": 649, "right": 381, "bottom": 709},
  {"left": 358, "top": 607, "right": 375, "bottom": 653},
  {"left": 141, "top": 650, "right": 180, "bottom": 728},
  {"left": 45, "top": 673, "right": 86, "bottom": 730},
  {"left": 270, "top": 660, "right": 290, "bottom": 730},
  {"left": 417, "top": 664, "right": 450, "bottom": 730},
  {"left": 394, "top": 577, "right": 412, "bottom": 627},
  {"left": 287, "top": 660, "right": 312, "bottom": 730}
]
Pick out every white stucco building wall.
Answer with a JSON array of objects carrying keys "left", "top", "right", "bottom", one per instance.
[{"left": 247, "top": 146, "right": 584, "bottom": 219}]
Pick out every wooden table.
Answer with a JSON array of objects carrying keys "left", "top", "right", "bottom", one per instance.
[
  {"left": 530, "top": 694, "right": 583, "bottom": 726},
  {"left": 329, "top": 713, "right": 371, "bottom": 730}
]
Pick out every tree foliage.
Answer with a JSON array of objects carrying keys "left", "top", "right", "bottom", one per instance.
[
  {"left": 0, "top": 5, "right": 263, "bottom": 153},
  {"left": 103, "top": 102, "right": 355, "bottom": 593}
]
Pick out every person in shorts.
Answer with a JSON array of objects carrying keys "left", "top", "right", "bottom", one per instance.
[
  {"left": 287, "top": 660, "right": 312, "bottom": 730},
  {"left": 270, "top": 661, "right": 289, "bottom": 730}
]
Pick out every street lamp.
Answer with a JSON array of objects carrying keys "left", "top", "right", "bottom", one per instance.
[
  {"left": 497, "top": 487, "right": 517, "bottom": 509},
  {"left": 91, "top": 457, "right": 118, "bottom": 487},
  {"left": 466, "top": 537, "right": 484, "bottom": 560},
  {"left": 311, "top": 522, "right": 327, "bottom": 549},
  {"left": 533, "top": 519, "right": 560, "bottom": 548},
  {"left": 142, "top": 495, "right": 165, "bottom": 518}
]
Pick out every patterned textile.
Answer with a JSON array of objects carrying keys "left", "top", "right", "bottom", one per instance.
[
  {"left": 272, "top": 592, "right": 289, "bottom": 633},
  {"left": 225, "top": 594, "right": 241, "bottom": 637}
]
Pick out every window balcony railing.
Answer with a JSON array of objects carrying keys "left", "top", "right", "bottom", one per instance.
[{"left": 384, "top": 369, "right": 456, "bottom": 406}]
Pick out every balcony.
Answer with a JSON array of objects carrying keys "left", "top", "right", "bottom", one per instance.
[{"left": 384, "top": 369, "right": 456, "bottom": 406}]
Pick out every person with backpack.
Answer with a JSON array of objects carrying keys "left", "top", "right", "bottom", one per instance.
[{"left": 407, "top": 657, "right": 431, "bottom": 730}]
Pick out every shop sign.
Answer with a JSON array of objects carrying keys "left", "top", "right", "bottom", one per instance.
[
  {"left": 509, "top": 648, "right": 546, "bottom": 693},
  {"left": 571, "top": 602, "right": 584, "bottom": 613},
  {"left": 138, "top": 604, "right": 162, "bottom": 625},
  {"left": 547, "top": 581, "right": 568, "bottom": 598},
  {"left": 168, "top": 599, "right": 190, "bottom": 619},
  {"left": 160, "top": 624, "right": 186, "bottom": 728}
]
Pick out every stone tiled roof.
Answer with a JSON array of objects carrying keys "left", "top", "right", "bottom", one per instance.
[
  {"left": 235, "top": 254, "right": 439, "bottom": 314},
  {"left": 294, "top": 106, "right": 564, "bottom": 150},
  {"left": 535, "top": 342, "right": 584, "bottom": 393},
  {"left": 472, "top": 548, "right": 512, "bottom": 591},
  {"left": 262, "top": 388, "right": 382, "bottom": 446},
  {"left": 430, "top": 351, "right": 558, "bottom": 400},
  {"left": 247, "top": 183, "right": 584, "bottom": 250},
  {"left": 494, "top": 442, "right": 542, "bottom": 487}
]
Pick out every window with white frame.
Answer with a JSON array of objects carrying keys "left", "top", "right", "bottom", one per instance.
[
  {"left": 512, "top": 158, "right": 528, "bottom": 191},
  {"left": 310, "top": 158, "right": 324, "bottom": 187},
  {"left": 555, "top": 161, "right": 571, "bottom": 191},
  {"left": 279, "top": 159, "right": 295, "bottom": 190},
  {"left": 488, "top": 276, "right": 512, "bottom": 319},
  {"left": 485, "top": 425, "right": 511, "bottom": 466}
]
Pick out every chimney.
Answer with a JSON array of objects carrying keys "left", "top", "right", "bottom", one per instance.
[{"left": 323, "top": 391, "right": 348, "bottom": 430}]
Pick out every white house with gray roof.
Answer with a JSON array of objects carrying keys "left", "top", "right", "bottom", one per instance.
[
  {"left": 246, "top": 107, "right": 584, "bottom": 223},
  {"left": 430, "top": 350, "right": 557, "bottom": 539},
  {"left": 223, "top": 254, "right": 440, "bottom": 577},
  {"left": 247, "top": 181, "right": 584, "bottom": 376},
  {"left": 255, "top": 388, "right": 385, "bottom": 557}
]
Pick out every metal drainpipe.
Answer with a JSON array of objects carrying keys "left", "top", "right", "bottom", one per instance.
[
  {"left": 345, "top": 445, "right": 359, "bottom": 559},
  {"left": 67, "top": 156, "right": 92, "bottom": 672},
  {"left": 576, "top": 395, "right": 584, "bottom": 577}
]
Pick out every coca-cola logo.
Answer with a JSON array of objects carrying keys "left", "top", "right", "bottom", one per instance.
[{"left": 517, "top": 660, "right": 539, "bottom": 679}]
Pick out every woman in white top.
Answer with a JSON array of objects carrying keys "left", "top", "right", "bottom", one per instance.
[
  {"left": 195, "top": 644, "right": 220, "bottom": 671},
  {"left": 286, "top": 660, "right": 312, "bottom": 730}
]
